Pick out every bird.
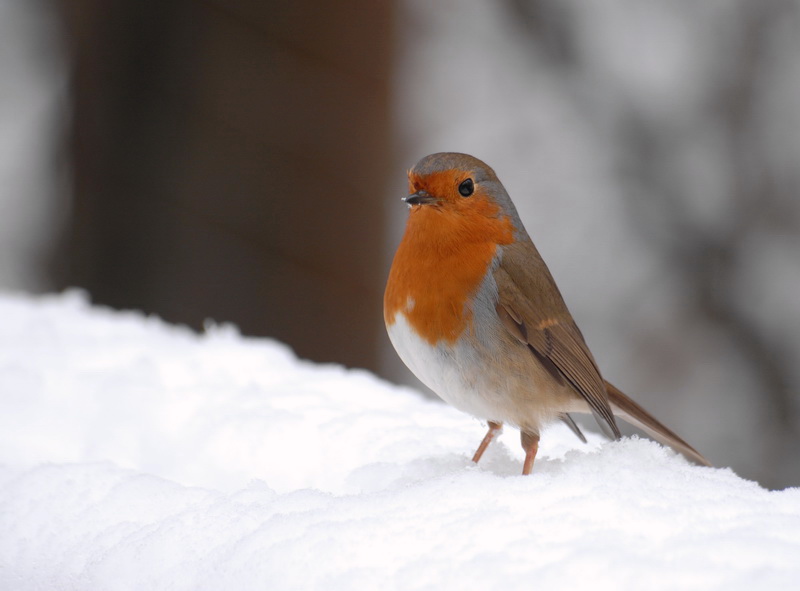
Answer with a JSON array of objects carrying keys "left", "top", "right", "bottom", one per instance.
[{"left": 384, "top": 152, "right": 710, "bottom": 474}]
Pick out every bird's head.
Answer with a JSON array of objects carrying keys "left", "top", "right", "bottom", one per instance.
[{"left": 404, "top": 153, "right": 523, "bottom": 234}]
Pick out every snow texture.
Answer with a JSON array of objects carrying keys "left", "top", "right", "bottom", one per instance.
[{"left": 1, "top": 291, "right": 799, "bottom": 590}]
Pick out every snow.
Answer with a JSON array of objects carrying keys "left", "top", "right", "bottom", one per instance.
[{"left": 1, "top": 291, "right": 799, "bottom": 590}]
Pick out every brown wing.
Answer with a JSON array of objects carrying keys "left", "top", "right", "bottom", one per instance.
[{"left": 494, "top": 240, "right": 621, "bottom": 439}]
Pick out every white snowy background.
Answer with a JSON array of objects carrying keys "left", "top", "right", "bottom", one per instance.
[{"left": 2, "top": 291, "right": 800, "bottom": 590}]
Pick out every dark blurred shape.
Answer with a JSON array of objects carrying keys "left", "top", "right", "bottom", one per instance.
[{"left": 54, "top": 0, "right": 394, "bottom": 370}]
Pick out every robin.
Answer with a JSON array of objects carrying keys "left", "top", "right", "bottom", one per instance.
[{"left": 384, "top": 152, "right": 710, "bottom": 474}]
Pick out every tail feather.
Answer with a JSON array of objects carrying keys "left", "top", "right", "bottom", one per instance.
[{"left": 605, "top": 381, "right": 711, "bottom": 467}]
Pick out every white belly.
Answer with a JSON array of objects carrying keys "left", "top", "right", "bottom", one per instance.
[{"left": 386, "top": 312, "right": 504, "bottom": 421}]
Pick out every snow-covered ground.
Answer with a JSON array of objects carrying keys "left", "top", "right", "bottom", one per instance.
[{"left": 1, "top": 291, "right": 799, "bottom": 590}]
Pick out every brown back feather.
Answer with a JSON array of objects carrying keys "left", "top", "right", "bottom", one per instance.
[{"left": 494, "top": 240, "right": 621, "bottom": 439}]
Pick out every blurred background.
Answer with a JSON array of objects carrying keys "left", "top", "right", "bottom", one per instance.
[{"left": 2, "top": 0, "right": 798, "bottom": 489}]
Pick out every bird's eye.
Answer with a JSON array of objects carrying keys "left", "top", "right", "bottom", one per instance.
[{"left": 458, "top": 178, "right": 474, "bottom": 197}]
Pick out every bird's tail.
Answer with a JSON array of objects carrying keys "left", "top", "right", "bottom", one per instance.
[{"left": 605, "top": 381, "right": 711, "bottom": 467}]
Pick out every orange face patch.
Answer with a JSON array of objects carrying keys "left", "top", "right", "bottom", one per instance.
[
  {"left": 385, "top": 170, "right": 515, "bottom": 345},
  {"left": 408, "top": 169, "right": 470, "bottom": 203}
]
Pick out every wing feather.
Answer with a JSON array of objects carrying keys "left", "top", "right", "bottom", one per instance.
[{"left": 494, "top": 241, "right": 621, "bottom": 439}]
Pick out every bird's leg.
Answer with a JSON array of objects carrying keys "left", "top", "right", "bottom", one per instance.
[
  {"left": 521, "top": 431, "right": 540, "bottom": 475},
  {"left": 472, "top": 421, "right": 503, "bottom": 464}
]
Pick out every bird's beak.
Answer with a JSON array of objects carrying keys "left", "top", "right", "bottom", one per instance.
[{"left": 403, "top": 190, "right": 437, "bottom": 206}]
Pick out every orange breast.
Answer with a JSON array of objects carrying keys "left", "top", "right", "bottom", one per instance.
[{"left": 384, "top": 198, "right": 514, "bottom": 345}]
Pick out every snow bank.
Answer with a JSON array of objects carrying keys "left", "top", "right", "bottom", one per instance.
[{"left": 1, "top": 291, "right": 798, "bottom": 590}]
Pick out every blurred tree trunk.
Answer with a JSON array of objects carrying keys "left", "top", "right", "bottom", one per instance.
[{"left": 54, "top": 0, "right": 394, "bottom": 371}]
